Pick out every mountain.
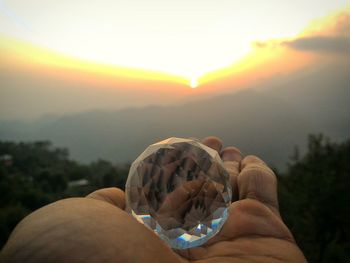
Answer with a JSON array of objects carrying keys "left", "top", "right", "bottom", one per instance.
[{"left": 1, "top": 59, "right": 349, "bottom": 169}]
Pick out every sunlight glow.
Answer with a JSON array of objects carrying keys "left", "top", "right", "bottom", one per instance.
[
  {"left": 0, "top": 36, "right": 189, "bottom": 86},
  {"left": 190, "top": 78, "right": 198, "bottom": 89},
  {"left": 1, "top": 1, "right": 348, "bottom": 81},
  {"left": 0, "top": 5, "right": 348, "bottom": 91}
]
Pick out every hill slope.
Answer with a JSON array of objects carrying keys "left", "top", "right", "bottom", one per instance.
[{"left": 1, "top": 61, "right": 349, "bottom": 168}]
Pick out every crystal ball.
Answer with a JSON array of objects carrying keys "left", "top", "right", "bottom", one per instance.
[{"left": 125, "top": 137, "right": 232, "bottom": 249}]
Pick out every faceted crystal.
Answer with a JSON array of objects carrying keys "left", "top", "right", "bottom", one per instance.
[{"left": 125, "top": 137, "right": 232, "bottom": 249}]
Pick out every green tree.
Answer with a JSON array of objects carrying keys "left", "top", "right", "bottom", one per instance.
[
  {"left": 0, "top": 140, "right": 129, "bottom": 249},
  {"left": 279, "top": 134, "right": 350, "bottom": 262}
]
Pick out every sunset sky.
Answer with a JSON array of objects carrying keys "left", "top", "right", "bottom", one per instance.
[{"left": 0, "top": 1, "right": 349, "bottom": 119}]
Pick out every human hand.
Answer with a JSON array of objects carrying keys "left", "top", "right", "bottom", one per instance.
[{"left": 0, "top": 137, "right": 306, "bottom": 263}]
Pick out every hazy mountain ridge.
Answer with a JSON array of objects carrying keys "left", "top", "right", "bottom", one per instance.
[{"left": 1, "top": 61, "right": 349, "bottom": 169}]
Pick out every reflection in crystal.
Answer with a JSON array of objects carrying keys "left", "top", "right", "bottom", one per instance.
[{"left": 125, "top": 137, "right": 232, "bottom": 249}]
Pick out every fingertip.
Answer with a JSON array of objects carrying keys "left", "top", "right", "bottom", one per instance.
[
  {"left": 221, "top": 146, "right": 243, "bottom": 162},
  {"left": 202, "top": 136, "right": 223, "bottom": 152}
]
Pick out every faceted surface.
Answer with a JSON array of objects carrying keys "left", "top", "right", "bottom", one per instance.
[{"left": 125, "top": 137, "right": 232, "bottom": 249}]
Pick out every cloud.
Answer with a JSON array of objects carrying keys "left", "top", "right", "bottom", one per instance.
[
  {"left": 253, "top": 10, "right": 350, "bottom": 55},
  {"left": 282, "top": 11, "right": 350, "bottom": 54},
  {"left": 332, "top": 12, "right": 350, "bottom": 35},
  {"left": 283, "top": 35, "right": 350, "bottom": 54}
]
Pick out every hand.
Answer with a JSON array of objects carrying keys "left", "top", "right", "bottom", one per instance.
[{"left": 0, "top": 137, "right": 306, "bottom": 263}]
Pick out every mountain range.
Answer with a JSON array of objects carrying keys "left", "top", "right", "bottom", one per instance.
[{"left": 1, "top": 59, "right": 349, "bottom": 169}]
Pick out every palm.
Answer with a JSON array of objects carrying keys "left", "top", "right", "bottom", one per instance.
[
  {"left": 117, "top": 197, "right": 303, "bottom": 263},
  {"left": 173, "top": 199, "right": 305, "bottom": 262}
]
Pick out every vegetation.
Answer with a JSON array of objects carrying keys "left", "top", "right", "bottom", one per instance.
[
  {"left": 0, "top": 141, "right": 129, "bottom": 249},
  {"left": 279, "top": 134, "right": 350, "bottom": 262},
  {"left": 0, "top": 135, "right": 349, "bottom": 262}
]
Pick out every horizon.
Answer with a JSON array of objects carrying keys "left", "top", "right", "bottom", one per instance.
[
  {"left": 0, "top": 1, "right": 349, "bottom": 168},
  {"left": 1, "top": 5, "right": 350, "bottom": 120},
  {"left": 1, "top": 1, "right": 348, "bottom": 78}
]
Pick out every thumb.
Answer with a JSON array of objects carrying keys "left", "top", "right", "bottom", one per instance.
[{"left": 86, "top": 187, "right": 126, "bottom": 210}]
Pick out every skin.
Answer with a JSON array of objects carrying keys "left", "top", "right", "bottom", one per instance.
[{"left": 0, "top": 137, "right": 307, "bottom": 263}]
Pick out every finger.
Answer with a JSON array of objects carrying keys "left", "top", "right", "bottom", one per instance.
[
  {"left": 86, "top": 187, "right": 126, "bottom": 210},
  {"left": 238, "top": 155, "right": 279, "bottom": 215},
  {"left": 241, "top": 155, "right": 267, "bottom": 168},
  {"left": 221, "top": 146, "right": 243, "bottom": 201},
  {"left": 201, "top": 136, "right": 223, "bottom": 153}
]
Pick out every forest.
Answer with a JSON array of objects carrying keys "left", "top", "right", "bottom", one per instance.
[{"left": 0, "top": 135, "right": 349, "bottom": 262}]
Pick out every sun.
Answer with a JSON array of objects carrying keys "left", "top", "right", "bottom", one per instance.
[{"left": 190, "top": 78, "right": 198, "bottom": 89}]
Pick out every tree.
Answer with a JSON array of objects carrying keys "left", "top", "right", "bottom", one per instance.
[
  {"left": 279, "top": 134, "right": 350, "bottom": 262},
  {"left": 0, "top": 141, "right": 129, "bottom": 248}
]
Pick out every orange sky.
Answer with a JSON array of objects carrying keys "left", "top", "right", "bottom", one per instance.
[
  {"left": 0, "top": 7, "right": 349, "bottom": 119},
  {"left": 1, "top": 7, "right": 346, "bottom": 93},
  {"left": 0, "top": 36, "right": 190, "bottom": 92},
  {"left": 0, "top": 31, "right": 318, "bottom": 95}
]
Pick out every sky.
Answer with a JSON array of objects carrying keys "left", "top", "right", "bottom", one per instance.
[
  {"left": 0, "top": 0, "right": 349, "bottom": 84},
  {"left": 0, "top": 1, "right": 349, "bottom": 120}
]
